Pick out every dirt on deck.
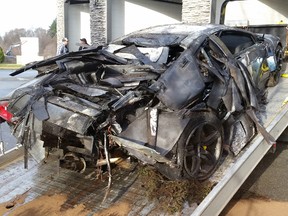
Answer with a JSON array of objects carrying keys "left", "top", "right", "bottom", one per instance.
[
  {"left": 0, "top": 154, "right": 209, "bottom": 216},
  {"left": 2, "top": 192, "right": 288, "bottom": 216},
  {"left": 0, "top": 193, "right": 132, "bottom": 216}
]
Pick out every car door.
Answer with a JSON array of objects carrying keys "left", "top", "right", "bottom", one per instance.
[{"left": 218, "top": 30, "right": 269, "bottom": 90}]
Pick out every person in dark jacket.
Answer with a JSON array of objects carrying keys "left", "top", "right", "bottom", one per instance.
[
  {"left": 78, "top": 38, "right": 90, "bottom": 51},
  {"left": 56, "top": 37, "right": 69, "bottom": 55}
]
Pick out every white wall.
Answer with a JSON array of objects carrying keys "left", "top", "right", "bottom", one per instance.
[
  {"left": 225, "top": 1, "right": 287, "bottom": 26},
  {"left": 211, "top": 0, "right": 287, "bottom": 25},
  {"left": 108, "top": 0, "right": 182, "bottom": 42},
  {"left": 66, "top": 3, "right": 90, "bottom": 51},
  {"left": 107, "top": 0, "right": 125, "bottom": 42}
]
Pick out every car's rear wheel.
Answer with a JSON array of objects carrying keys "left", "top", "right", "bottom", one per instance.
[
  {"left": 178, "top": 112, "right": 223, "bottom": 181},
  {"left": 267, "top": 44, "right": 283, "bottom": 87}
]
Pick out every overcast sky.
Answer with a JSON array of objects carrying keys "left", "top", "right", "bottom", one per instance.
[{"left": 0, "top": 0, "right": 57, "bottom": 36}]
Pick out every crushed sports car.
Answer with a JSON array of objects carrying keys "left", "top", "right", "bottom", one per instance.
[{"left": 0, "top": 23, "right": 283, "bottom": 181}]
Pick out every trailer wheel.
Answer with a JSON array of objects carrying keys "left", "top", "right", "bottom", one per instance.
[
  {"left": 178, "top": 112, "right": 223, "bottom": 181},
  {"left": 267, "top": 45, "right": 283, "bottom": 87}
]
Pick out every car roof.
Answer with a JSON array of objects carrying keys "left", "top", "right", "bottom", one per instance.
[{"left": 112, "top": 23, "right": 232, "bottom": 48}]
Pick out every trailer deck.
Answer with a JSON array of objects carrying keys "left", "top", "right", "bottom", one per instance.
[{"left": 0, "top": 77, "right": 287, "bottom": 216}]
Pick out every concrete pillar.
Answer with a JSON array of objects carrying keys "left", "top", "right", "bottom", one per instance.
[
  {"left": 90, "top": 0, "right": 107, "bottom": 46},
  {"left": 182, "top": 0, "right": 212, "bottom": 24},
  {"left": 57, "top": 0, "right": 65, "bottom": 41}
]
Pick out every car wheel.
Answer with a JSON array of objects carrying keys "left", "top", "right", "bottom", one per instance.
[
  {"left": 178, "top": 111, "right": 223, "bottom": 181},
  {"left": 267, "top": 45, "right": 283, "bottom": 87}
]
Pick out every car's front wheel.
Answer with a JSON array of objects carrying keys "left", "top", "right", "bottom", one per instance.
[{"left": 178, "top": 111, "right": 223, "bottom": 181}]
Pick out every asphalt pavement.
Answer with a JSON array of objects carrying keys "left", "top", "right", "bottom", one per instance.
[{"left": 234, "top": 139, "right": 288, "bottom": 201}]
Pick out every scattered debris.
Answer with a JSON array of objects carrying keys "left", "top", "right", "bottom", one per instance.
[{"left": 138, "top": 165, "right": 214, "bottom": 214}]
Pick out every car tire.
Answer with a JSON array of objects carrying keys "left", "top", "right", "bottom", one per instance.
[
  {"left": 267, "top": 44, "right": 283, "bottom": 87},
  {"left": 177, "top": 111, "right": 223, "bottom": 181}
]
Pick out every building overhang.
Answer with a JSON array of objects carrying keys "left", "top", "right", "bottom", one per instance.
[
  {"left": 65, "top": 0, "right": 89, "bottom": 4},
  {"left": 155, "top": 0, "right": 182, "bottom": 4},
  {"left": 65, "top": 0, "right": 182, "bottom": 5}
]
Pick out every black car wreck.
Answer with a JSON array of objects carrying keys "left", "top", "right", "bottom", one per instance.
[{"left": 0, "top": 23, "right": 283, "bottom": 181}]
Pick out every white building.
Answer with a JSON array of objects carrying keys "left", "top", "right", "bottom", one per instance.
[
  {"left": 16, "top": 37, "right": 44, "bottom": 65},
  {"left": 57, "top": 0, "right": 288, "bottom": 51}
]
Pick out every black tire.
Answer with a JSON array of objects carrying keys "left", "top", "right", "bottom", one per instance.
[
  {"left": 177, "top": 111, "right": 223, "bottom": 181},
  {"left": 267, "top": 45, "right": 283, "bottom": 87}
]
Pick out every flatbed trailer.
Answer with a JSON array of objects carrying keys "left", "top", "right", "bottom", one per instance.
[{"left": 0, "top": 77, "right": 287, "bottom": 215}]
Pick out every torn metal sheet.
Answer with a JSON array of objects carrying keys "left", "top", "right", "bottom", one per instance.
[
  {"left": 230, "top": 114, "right": 256, "bottom": 155},
  {"left": 150, "top": 53, "right": 206, "bottom": 110},
  {"left": 0, "top": 23, "right": 283, "bottom": 182},
  {"left": 109, "top": 135, "right": 174, "bottom": 166},
  {"left": 58, "top": 83, "right": 109, "bottom": 97},
  {"left": 45, "top": 102, "right": 95, "bottom": 134}
]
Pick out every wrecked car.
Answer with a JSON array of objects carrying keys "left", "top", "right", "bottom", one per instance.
[{"left": 0, "top": 23, "right": 283, "bottom": 181}]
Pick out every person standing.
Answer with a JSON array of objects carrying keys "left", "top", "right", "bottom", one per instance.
[
  {"left": 78, "top": 38, "right": 89, "bottom": 51},
  {"left": 56, "top": 38, "right": 69, "bottom": 55}
]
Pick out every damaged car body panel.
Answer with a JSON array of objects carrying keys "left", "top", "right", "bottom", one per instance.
[{"left": 0, "top": 23, "right": 283, "bottom": 181}]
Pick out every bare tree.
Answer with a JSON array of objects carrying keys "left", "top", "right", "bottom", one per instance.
[{"left": 0, "top": 21, "right": 57, "bottom": 60}]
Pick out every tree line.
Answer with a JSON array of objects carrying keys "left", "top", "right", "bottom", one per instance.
[{"left": 0, "top": 19, "right": 57, "bottom": 63}]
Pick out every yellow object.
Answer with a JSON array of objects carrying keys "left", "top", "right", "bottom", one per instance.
[
  {"left": 282, "top": 97, "right": 288, "bottom": 107},
  {"left": 281, "top": 74, "right": 288, "bottom": 78},
  {"left": 261, "top": 62, "right": 269, "bottom": 73}
]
